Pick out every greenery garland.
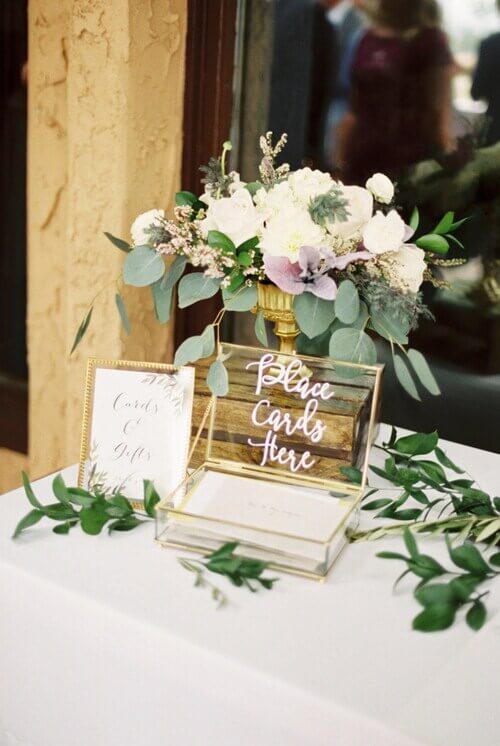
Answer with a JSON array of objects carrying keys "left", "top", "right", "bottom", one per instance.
[{"left": 12, "top": 428, "right": 499, "bottom": 628}]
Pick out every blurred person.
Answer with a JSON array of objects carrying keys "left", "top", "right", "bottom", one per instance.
[
  {"left": 308, "top": 0, "right": 365, "bottom": 168},
  {"left": 335, "top": 0, "right": 455, "bottom": 184},
  {"left": 471, "top": 0, "right": 500, "bottom": 146}
]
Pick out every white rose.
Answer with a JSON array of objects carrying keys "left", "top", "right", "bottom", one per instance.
[
  {"left": 362, "top": 210, "right": 406, "bottom": 255},
  {"left": 254, "top": 180, "right": 295, "bottom": 221},
  {"left": 366, "top": 173, "right": 395, "bottom": 205},
  {"left": 130, "top": 209, "right": 165, "bottom": 246},
  {"left": 198, "top": 188, "right": 264, "bottom": 247},
  {"left": 288, "top": 167, "right": 333, "bottom": 205},
  {"left": 327, "top": 185, "right": 373, "bottom": 240},
  {"left": 391, "top": 245, "right": 427, "bottom": 293},
  {"left": 259, "top": 206, "right": 327, "bottom": 260}
]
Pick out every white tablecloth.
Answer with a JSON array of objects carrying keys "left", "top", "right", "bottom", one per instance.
[{"left": 1, "top": 426, "right": 499, "bottom": 746}]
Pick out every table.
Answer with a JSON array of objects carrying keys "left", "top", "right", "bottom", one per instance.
[{"left": 1, "top": 426, "right": 499, "bottom": 746}]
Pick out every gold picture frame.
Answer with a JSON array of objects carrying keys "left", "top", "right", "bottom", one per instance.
[{"left": 79, "top": 358, "right": 195, "bottom": 502}]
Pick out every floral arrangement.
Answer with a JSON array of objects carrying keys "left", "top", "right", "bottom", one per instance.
[{"left": 74, "top": 133, "right": 467, "bottom": 397}]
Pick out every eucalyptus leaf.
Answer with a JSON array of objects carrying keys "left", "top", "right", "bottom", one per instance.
[
  {"left": 123, "top": 245, "right": 165, "bottom": 287},
  {"left": 408, "top": 349, "right": 440, "bottom": 396},
  {"left": 334, "top": 280, "right": 360, "bottom": 324},
  {"left": 254, "top": 311, "right": 268, "bottom": 347},
  {"left": 178, "top": 273, "right": 220, "bottom": 308},
  {"left": 174, "top": 334, "right": 204, "bottom": 366},
  {"left": 71, "top": 307, "right": 93, "bottom": 354},
  {"left": 393, "top": 354, "right": 421, "bottom": 401},
  {"left": 200, "top": 324, "right": 216, "bottom": 358},
  {"left": 151, "top": 279, "right": 172, "bottom": 324},
  {"left": 115, "top": 293, "right": 131, "bottom": 334},
  {"left": 104, "top": 231, "right": 131, "bottom": 252},
  {"left": 370, "top": 310, "right": 409, "bottom": 345},
  {"left": 329, "top": 327, "right": 376, "bottom": 365},
  {"left": 294, "top": 293, "right": 335, "bottom": 339},
  {"left": 160, "top": 255, "right": 187, "bottom": 291},
  {"left": 223, "top": 285, "right": 257, "bottom": 312},
  {"left": 207, "top": 359, "right": 229, "bottom": 396}
]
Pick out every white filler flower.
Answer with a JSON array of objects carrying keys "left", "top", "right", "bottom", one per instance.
[
  {"left": 365, "top": 173, "right": 395, "bottom": 205},
  {"left": 198, "top": 188, "right": 264, "bottom": 247},
  {"left": 362, "top": 209, "right": 406, "bottom": 254},
  {"left": 130, "top": 209, "right": 165, "bottom": 246}
]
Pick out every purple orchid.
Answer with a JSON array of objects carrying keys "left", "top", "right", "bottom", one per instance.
[{"left": 264, "top": 245, "right": 373, "bottom": 300}]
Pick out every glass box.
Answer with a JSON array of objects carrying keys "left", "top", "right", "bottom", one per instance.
[{"left": 156, "top": 344, "right": 383, "bottom": 578}]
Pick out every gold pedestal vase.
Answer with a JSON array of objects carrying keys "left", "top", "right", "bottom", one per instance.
[{"left": 255, "top": 283, "right": 300, "bottom": 355}]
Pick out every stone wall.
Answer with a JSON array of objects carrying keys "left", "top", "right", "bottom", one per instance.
[{"left": 26, "top": 0, "right": 187, "bottom": 478}]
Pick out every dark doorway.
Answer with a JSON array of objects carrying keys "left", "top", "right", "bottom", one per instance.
[{"left": 0, "top": 0, "right": 28, "bottom": 453}]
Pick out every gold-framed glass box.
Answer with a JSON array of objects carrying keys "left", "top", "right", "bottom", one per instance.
[{"left": 156, "top": 344, "right": 384, "bottom": 578}]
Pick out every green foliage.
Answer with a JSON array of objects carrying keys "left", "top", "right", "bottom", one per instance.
[
  {"left": 207, "top": 359, "right": 229, "bottom": 396},
  {"left": 329, "top": 327, "right": 377, "bottom": 366},
  {"left": 115, "top": 293, "right": 131, "bottom": 334},
  {"left": 104, "top": 232, "right": 131, "bottom": 253},
  {"left": 207, "top": 230, "right": 236, "bottom": 254},
  {"left": 370, "top": 310, "right": 409, "bottom": 345},
  {"left": 378, "top": 530, "right": 495, "bottom": 632},
  {"left": 346, "top": 428, "right": 500, "bottom": 633},
  {"left": 179, "top": 542, "right": 279, "bottom": 607},
  {"left": 294, "top": 294, "right": 336, "bottom": 339},
  {"left": 222, "top": 284, "right": 257, "bottom": 312},
  {"left": 177, "top": 273, "right": 220, "bottom": 308},
  {"left": 71, "top": 306, "right": 93, "bottom": 354},
  {"left": 416, "top": 234, "right": 449, "bottom": 255},
  {"left": 334, "top": 280, "right": 360, "bottom": 324},
  {"left": 123, "top": 245, "right": 165, "bottom": 287},
  {"left": 12, "top": 474, "right": 159, "bottom": 539},
  {"left": 308, "top": 186, "right": 349, "bottom": 226},
  {"left": 254, "top": 311, "right": 268, "bottom": 347}
]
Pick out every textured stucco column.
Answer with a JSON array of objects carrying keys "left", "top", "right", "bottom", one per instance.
[{"left": 28, "top": 0, "right": 187, "bottom": 478}]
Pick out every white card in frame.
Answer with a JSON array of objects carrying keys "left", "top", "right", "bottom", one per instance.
[{"left": 78, "top": 359, "right": 195, "bottom": 503}]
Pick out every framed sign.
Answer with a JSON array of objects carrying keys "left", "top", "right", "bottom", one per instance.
[
  {"left": 79, "top": 359, "right": 195, "bottom": 502},
  {"left": 205, "top": 343, "right": 382, "bottom": 494}
]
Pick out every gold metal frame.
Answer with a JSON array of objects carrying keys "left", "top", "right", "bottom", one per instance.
[
  {"left": 78, "top": 357, "right": 184, "bottom": 489},
  {"left": 204, "top": 342, "right": 383, "bottom": 500},
  {"left": 155, "top": 344, "right": 384, "bottom": 579}
]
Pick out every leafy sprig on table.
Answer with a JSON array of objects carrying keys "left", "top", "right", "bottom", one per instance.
[
  {"left": 179, "top": 542, "right": 279, "bottom": 608},
  {"left": 13, "top": 475, "right": 278, "bottom": 608},
  {"left": 13, "top": 473, "right": 161, "bottom": 538},
  {"left": 344, "top": 428, "right": 500, "bottom": 632}
]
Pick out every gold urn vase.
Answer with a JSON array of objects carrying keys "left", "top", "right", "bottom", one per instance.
[{"left": 255, "top": 282, "right": 300, "bottom": 355}]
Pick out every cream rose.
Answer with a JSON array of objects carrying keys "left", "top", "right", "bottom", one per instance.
[
  {"left": 198, "top": 188, "right": 264, "bottom": 247},
  {"left": 288, "top": 167, "right": 333, "bottom": 205},
  {"left": 391, "top": 245, "right": 427, "bottom": 293},
  {"left": 362, "top": 210, "right": 406, "bottom": 255},
  {"left": 327, "top": 185, "right": 373, "bottom": 240},
  {"left": 259, "top": 206, "right": 327, "bottom": 260},
  {"left": 130, "top": 209, "right": 165, "bottom": 246},
  {"left": 254, "top": 180, "right": 295, "bottom": 221},
  {"left": 366, "top": 173, "right": 395, "bottom": 205}
]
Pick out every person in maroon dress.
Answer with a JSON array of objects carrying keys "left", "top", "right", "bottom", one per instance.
[{"left": 336, "top": 0, "right": 455, "bottom": 185}]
